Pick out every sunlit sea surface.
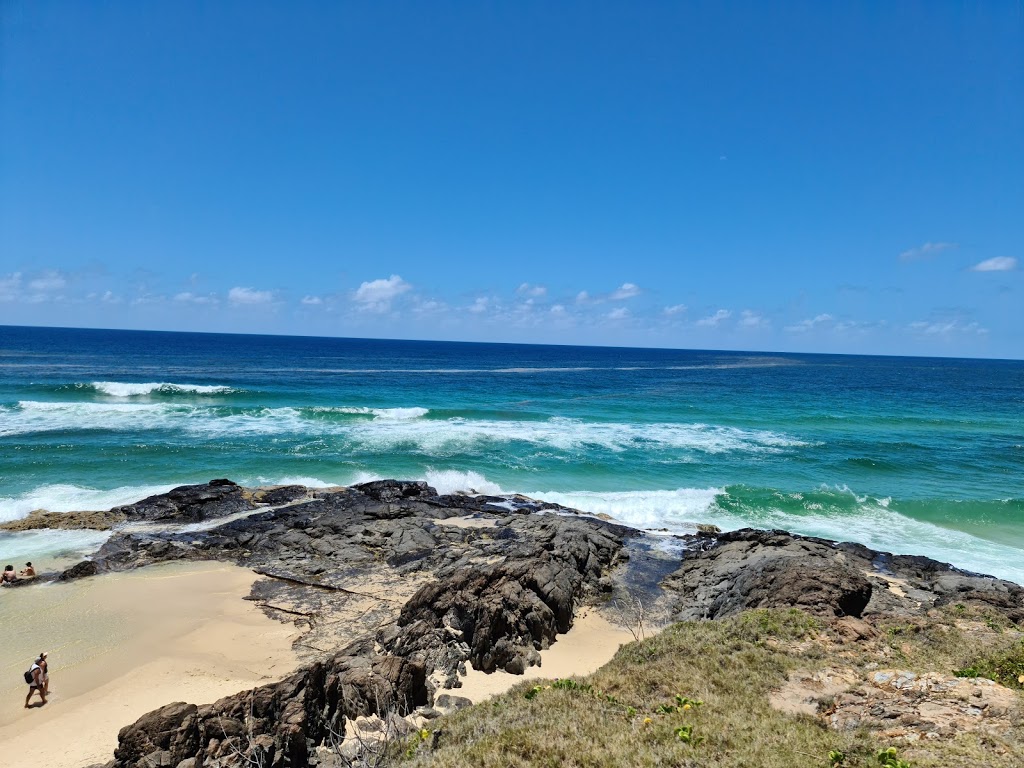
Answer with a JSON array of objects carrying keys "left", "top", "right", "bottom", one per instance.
[{"left": 1, "top": 326, "right": 1021, "bottom": 582}]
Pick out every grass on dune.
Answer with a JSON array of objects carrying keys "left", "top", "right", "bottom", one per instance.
[{"left": 395, "top": 609, "right": 1023, "bottom": 768}]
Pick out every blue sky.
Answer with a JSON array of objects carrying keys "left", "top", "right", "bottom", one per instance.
[{"left": 1, "top": 2, "right": 1021, "bottom": 357}]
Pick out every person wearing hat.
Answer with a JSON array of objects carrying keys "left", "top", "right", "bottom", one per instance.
[{"left": 25, "top": 653, "right": 47, "bottom": 708}]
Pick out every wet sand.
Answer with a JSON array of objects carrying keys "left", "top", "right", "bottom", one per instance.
[{"left": 0, "top": 561, "right": 300, "bottom": 768}]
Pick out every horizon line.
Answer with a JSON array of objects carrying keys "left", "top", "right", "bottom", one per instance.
[{"left": 2, "top": 322, "right": 1020, "bottom": 364}]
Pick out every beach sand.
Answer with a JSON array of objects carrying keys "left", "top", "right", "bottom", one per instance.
[
  {"left": 454, "top": 609, "right": 635, "bottom": 703},
  {"left": 0, "top": 560, "right": 633, "bottom": 767},
  {"left": 0, "top": 561, "right": 300, "bottom": 768}
]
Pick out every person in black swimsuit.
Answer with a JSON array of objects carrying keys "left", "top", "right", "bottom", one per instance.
[{"left": 25, "top": 657, "right": 47, "bottom": 708}]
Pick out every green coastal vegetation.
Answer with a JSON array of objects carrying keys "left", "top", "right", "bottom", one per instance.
[{"left": 397, "top": 608, "right": 1023, "bottom": 768}]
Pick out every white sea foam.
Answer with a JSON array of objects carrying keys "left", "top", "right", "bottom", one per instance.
[
  {"left": 1, "top": 401, "right": 805, "bottom": 457},
  {"left": 253, "top": 475, "right": 337, "bottom": 489},
  {"left": 2, "top": 401, "right": 191, "bottom": 436},
  {"left": 424, "top": 469, "right": 505, "bottom": 496},
  {"left": 0, "top": 528, "right": 111, "bottom": 564},
  {"left": 89, "top": 381, "right": 236, "bottom": 397},
  {"left": 342, "top": 417, "right": 806, "bottom": 456},
  {"left": 0, "top": 483, "right": 176, "bottom": 523},
  {"left": 708, "top": 491, "right": 1024, "bottom": 584},
  {"left": 525, "top": 487, "right": 723, "bottom": 528},
  {"left": 319, "top": 406, "right": 430, "bottom": 420}
]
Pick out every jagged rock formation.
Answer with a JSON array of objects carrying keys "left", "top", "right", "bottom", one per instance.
[
  {"left": 68, "top": 479, "right": 630, "bottom": 768},
  {"left": 662, "top": 528, "right": 1024, "bottom": 623},
  {"left": 42, "top": 480, "right": 1021, "bottom": 768}
]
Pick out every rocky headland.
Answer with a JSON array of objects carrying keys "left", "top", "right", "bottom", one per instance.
[{"left": 12, "top": 479, "right": 1024, "bottom": 767}]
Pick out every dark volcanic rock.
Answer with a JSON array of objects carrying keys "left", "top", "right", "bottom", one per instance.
[
  {"left": 662, "top": 528, "right": 1023, "bottom": 623},
  {"left": 252, "top": 485, "right": 310, "bottom": 506},
  {"left": 59, "top": 559, "right": 102, "bottom": 581},
  {"left": 390, "top": 516, "right": 623, "bottom": 677},
  {"left": 352, "top": 479, "right": 434, "bottom": 502},
  {"left": 115, "top": 480, "right": 254, "bottom": 522},
  {"left": 663, "top": 529, "right": 874, "bottom": 619},
  {"left": 111, "top": 643, "right": 428, "bottom": 768},
  {"left": 90, "top": 481, "right": 629, "bottom": 768},
  {"left": 68, "top": 484, "right": 1023, "bottom": 768}
]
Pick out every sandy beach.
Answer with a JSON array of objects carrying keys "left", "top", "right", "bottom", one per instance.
[
  {"left": 0, "top": 553, "right": 634, "bottom": 768},
  {"left": 455, "top": 609, "right": 635, "bottom": 703},
  {"left": 0, "top": 562, "right": 301, "bottom": 768}
]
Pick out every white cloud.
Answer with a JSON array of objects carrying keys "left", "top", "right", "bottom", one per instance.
[
  {"left": 414, "top": 299, "right": 447, "bottom": 314},
  {"left": 909, "top": 319, "right": 988, "bottom": 336},
  {"left": 834, "top": 319, "right": 881, "bottom": 333},
  {"left": 784, "top": 313, "right": 833, "bottom": 333},
  {"left": 575, "top": 290, "right": 591, "bottom": 305},
  {"left": 550, "top": 304, "right": 567, "bottom": 316},
  {"left": 300, "top": 295, "right": 324, "bottom": 305},
  {"left": 697, "top": 309, "right": 731, "bottom": 327},
  {"left": 971, "top": 256, "right": 1017, "bottom": 272},
  {"left": 609, "top": 282, "right": 641, "bottom": 300},
  {"left": 353, "top": 274, "right": 411, "bottom": 312},
  {"left": 607, "top": 307, "right": 630, "bottom": 320},
  {"left": 175, "top": 291, "right": 218, "bottom": 306},
  {"left": 899, "top": 241, "right": 956, "bottom": 262},
  {"left": 0, "top": 272, "right": 23, "bottom": 301},
  {"left": 468, "top": 297, "right": 489, "bottom": 314},
  {"left": 739, "top": 310, "right": 768, "bottom": 329},
  {"left": 100, "top": 290, "right": 122, "bottom": 304},
  {"left": 228, "top": 286, "right": 274, "bottom": 306},
  {"left": 663, "top": 304, "right": 687, "bottom": 316},
  {"left": 28, "top": 270, "right": 67, "bottom": 292},
  {"left": 516, "top": 283, "right": 547, "bottom": 298},
  {"left": 131, "top": 294, "right": 167, "bottom": 306}
]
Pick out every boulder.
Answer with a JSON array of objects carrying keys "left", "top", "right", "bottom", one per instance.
[{"left": 115, "top": 480, "right": 254, "bottom": 522}]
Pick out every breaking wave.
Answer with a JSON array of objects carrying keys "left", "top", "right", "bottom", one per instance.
[
  {"left": 0, "top": 401, "right": 805, "bottom": 457},
  {"left": 85, "top": 381, "right": 238, "bottom": 397}
]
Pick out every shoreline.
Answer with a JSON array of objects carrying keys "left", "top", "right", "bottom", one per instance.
[
  {"left": 1, "top": 479, "right": 1022, "bottom": 768},
  {"left": 0, "top": 561, "right": 300, "bottom": 768}
]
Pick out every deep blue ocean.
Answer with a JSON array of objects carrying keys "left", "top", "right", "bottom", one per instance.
[{"left": 1, "top": 325, "right": 1022, "bottom": 582}]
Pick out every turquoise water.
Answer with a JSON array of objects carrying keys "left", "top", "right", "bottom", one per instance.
[{"left": 1, "top": 326, "right": 1022, "bottom": 582}]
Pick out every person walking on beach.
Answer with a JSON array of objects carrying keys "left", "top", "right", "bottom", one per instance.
[
  {"left": 36, "top": 652, "right": 50, "bottom": 695},
  {"left": 25, "top": 656, "right": 47, "bottom": 707}
]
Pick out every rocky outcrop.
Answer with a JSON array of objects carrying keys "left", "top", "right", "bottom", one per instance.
[
  {"left": 661, "top": 529, "right": 1024, "bottom": 623},
  {"left": 111, "top": 640, "right": 430, "bottom": 768},
  {"left": 50, "top": 482, "right": 1022, "bottom": 768},
  {"left": 72, "top": 480, "right": 629, "bottom": 768},
  {"left": 0, "top": 508, "right": 126, "bottom": 531},
  {"left": 114, "top": 479, "right": 254, "bottom": 522}
]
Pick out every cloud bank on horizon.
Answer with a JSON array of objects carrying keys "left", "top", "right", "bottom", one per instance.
[
  {"left": 0, "top": 250, "right": 1017, "bottom": 356},
  {"left": 0, "top": 4, "right": 1020, "bottom": 357}
]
